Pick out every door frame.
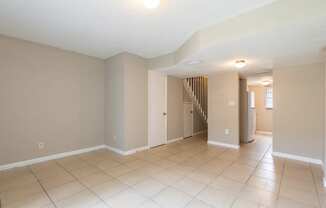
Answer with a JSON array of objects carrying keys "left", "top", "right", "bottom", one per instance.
[{"left": 148, "top": 70, "right": 168, "bottom": 148}]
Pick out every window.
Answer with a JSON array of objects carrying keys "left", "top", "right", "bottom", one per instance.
[{"left": 265, "top": 87, "right": 273, "bottom": 109}]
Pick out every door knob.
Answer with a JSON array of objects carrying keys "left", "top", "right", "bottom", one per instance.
[{"left": 163, "top": 112, "right": 167, "bottom": 116}]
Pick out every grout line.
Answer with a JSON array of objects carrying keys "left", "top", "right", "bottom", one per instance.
[
  {"left": 311, "top": 164, "right": 322, "bottom": 208},
  {"left": 55, "top": 159, "right": 114, "bottom": 207},
  {"left": 28, "top": 167, "right": 58, "bottom": 208}
]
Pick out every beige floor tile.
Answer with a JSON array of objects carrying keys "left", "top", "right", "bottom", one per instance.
[
  {"left": 55, "top": 189, "right": 100, "bottom": 208},
  {"left": 210, "top": 176, "right": 245, "bottom": 194},
  {"left": 221, "top": 164, "right": 255, "bottom": 183},
  {"left": 232, "top": 198, "right": 261, "bottom": 208},
  {"left": 172, "top": 177, "right": 207, "bottom": 196},
  {"left": 40, "top": 173, "right": 75, "bottom": 190},
  {"left": 2, "top": 134, "right": 324, "bottom": 208},
  {"left": 196, "top": 186, "right": 238, "bottom": 208},
  {"left": 104, "top": 189, "right": 146, "bottom": 208},
  {"left": 0, "top": 174, "right": 38, "bottom": 193},
  {"left": 47, "top": 181, "right": 85, "bottom": 201},
  {"left": 136, "top": 200, "right": 161, "bottom": 208},
  {"left": 279, "top": 186, "right": 319, "bottom": 207},
  {"left": 246, "top": 176, "right": 279, "bottom": 193},
  {"left": 4, "top": 192, "right": 52, "bottom": 208},
  {"left": 276, "top": 197, "right": 317, "bottom": 208},
  {"left": 151, "top": 170, "right": 185, "bottom": 186},
  {"left": 238, "top": 186, "right": 277, "bottom": 207},
  {"left": 187, "top": 170, "right": 218, "bottom": 185},
  {"left": 185, "top": 199, "right": 212, "bottom": 208},
  {"left": 78, "top": 172, "right": 113, "bottom": 188},
  {"left": 96, "top": 160, "right": 121, "bottom": 171},
  {"left": 91, "top": 179, "right": 128, "bottom": 200},
  {"left": 68, "top": 165, "right": 101, "bottom": 179},
  {"left": 103, "top": 164, "right": 133, "bottom": 177},
  {"left": 57, "top": 158, "right": 89, "bottom": 171},
  {"left": 118, "top": 170, "right": 148, "bottom": 185},
  {"left": 1, "top": 183, "right": 44, "bottom": 205},
  {"left": 132, "top": 178, "right": 166, "bottom": 197},
  {"left": 153, "top": 187, "right": 193, "bottom": 208}
]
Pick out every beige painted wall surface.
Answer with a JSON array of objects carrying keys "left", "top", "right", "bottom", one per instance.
[
  {"left": 273, "top": 64, "right": 324, "bottom": 160},
  {"left": 167, "top": 76, "right": 184, "bottom": 140},
  {"left": 208, "top": 71, "right": 239, "bottom": 146},
  {"left": 123, "top": 53, "right": 148, "bottom": 150},
  {"left": 105, "top": 53, "right": 148, "bottom": 151},
  {"left": 104, "top": 54, "right": 125, "bottom": 150},
  {"left": 249, "top": 85, "right": 273, "bottom": 132},
  {"left": 0, "top": 35, "right": 105, "bottom": 165}
]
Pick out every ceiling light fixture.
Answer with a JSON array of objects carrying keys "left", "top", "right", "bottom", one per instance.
[
  {"left": 235, "top": 60, "right": 247, "bottom": 69},
  {"left": 186, "top": 60, "right": 202, "bottom": 65},
  {"left": 144, "top": 0, "right": 160, "bottom": 9},
  {"left": 261, "top": 80, "right": 273, "bottom": 86}
]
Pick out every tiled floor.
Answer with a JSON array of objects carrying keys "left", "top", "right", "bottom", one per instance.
[{"left": 0, "top": 134, "right": 325, "bottom": 208}]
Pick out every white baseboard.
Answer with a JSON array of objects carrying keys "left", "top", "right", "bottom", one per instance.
[
  {"left": 207, "top": 140, "right": 240, "bottom": 149},
  {"left": 272, "top": 152, "right": 323, "bottom": 165},
  {"left": 167, "top": 137, "right": 183, "bottom": 144},
  {"left": 193, "top": 130, "right": 207, "bottom": 136},
  {"left": 106, "top": 145, "right": 149, "bottom": 156},
  {"left": 123, "top": 146, "right": 149, "bottom": 155},
  {"left": 0, "top": 145, "right": 106, "bottom": 171},
  {"left": 256, "top": 131, "right": 273, "bottom": 135}
]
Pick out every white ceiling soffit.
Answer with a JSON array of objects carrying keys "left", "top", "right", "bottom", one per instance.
[
  {"left": 149, "top": 0, "right": 326, "bottom": 75},
  {"left": 0, "top": 0, "right": 276, "bottom": 59}
]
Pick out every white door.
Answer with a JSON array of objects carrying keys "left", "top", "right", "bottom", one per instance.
[
  {"left": 148, "top": 70, "right": 167, "bottom": 148},
  {"left": 184, "top": 103, "right": 193, "bottom": 138}
]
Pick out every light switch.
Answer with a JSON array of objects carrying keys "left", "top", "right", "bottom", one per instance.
[{"left": 225, "top": 129, "right": 230, "bottom": 135}]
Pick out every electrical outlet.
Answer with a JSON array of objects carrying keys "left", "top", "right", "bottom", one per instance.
[
  {"left": 38, "top": 142, "right": 45, "bottom": 150},
  {"left": 225, "top": 129, "right": 230, "bottom": 135}
]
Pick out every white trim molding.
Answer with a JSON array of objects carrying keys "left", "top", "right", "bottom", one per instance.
[
  {"left": 106, "top": 145, "right": 149, "bottom": 156},
  {"left": 0, "top": 145, "right": 106, "bottom": 171},
  {"left": 256, "top": 131, "right": 273, "bottom": 135},
  {"left": 207, "top": 140, "right": 240, "bottom": 149},
  {"left": 167, "top": 137, "right": 183, "bottom": 144},
  {"left": 272, "top": 152, "right": 323, "bottom": 165}
]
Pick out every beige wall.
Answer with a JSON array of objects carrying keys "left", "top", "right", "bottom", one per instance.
[
  {"left": 0, "top": 35, "right": 105, "bottom": 165},
  {"left": 273, "top": 63, "right": 324, "bottom": 160},
  {"left": 104, "top": 55, "right": 125, "bottom": 150},
  {"left": 208, "top": 71, "right": 239, "bottom": 146},
  {"left": 123, "top": 53, "right": 148, "bottom": 150},
  {"left": 105, "top": 53, "right": 148, "bottom": 151},
  {"left": 167, "top": 76, "right": 184, "bottom": 140},
  {"left": 249, "top": 85, "right": 273, "bottom": 132}
]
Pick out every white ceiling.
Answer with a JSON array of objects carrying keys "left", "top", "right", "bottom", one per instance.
[
  {"left": 0, "top": 0, "right": 275, "bottom": 59},
  {"left": 162, "top": 17, "right": 326, "bottom": 77}
]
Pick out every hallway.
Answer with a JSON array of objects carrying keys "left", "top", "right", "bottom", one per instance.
[{"left": 0, "top": 134, "right": 324, "bottom": 208}]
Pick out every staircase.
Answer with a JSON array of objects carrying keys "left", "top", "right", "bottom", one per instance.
[{"left": 184, "top": 77, "right": 208, "bottom": 122}]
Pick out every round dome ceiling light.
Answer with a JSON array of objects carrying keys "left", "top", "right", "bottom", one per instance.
[
  {"left": 235, "top": 60, "right": 247, "bottom": 69},
  {"left": 144, "top": 0, "right": 160, "bottom": 9}
]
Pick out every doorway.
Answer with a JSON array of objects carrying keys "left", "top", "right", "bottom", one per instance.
[
  {"left": 240, "top": 73, "right": 273, "bottom": 144},
  {"left": 148, "top": 70, "right": 167, "bottom": 148},
  {"left": 183, "top": 103, "right": 193, "bottom": 138}
]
